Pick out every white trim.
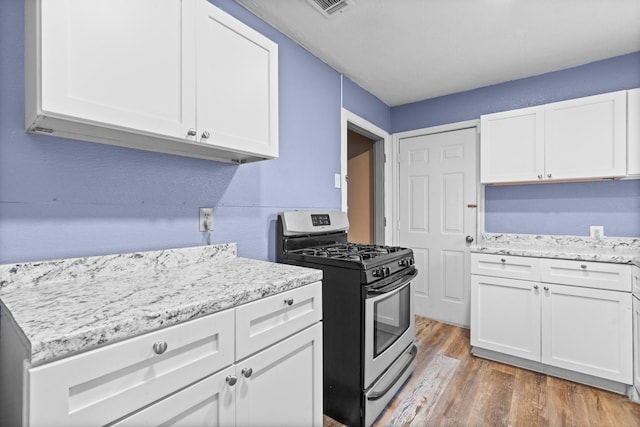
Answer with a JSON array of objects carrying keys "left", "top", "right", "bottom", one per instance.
[
  {"left": 341, "top": 108, "right": 392, "bottom": 244},
  {"left": 391, "top": 118, "right": 482, "bottom": 245}
]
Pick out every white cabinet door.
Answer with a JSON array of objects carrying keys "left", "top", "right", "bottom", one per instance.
[
  {"left": 480, "top": 106, "right": 545, "bottom": 183},
  {"left": 545, "top": 91, "right": 627, "bottom": 180},
  {"left": 236, "top": 323, "right": 323, "bottom": 427},
  {"left": 541, "top": 284, "right": 632, "bottom": 384},
  {"left": 633, "top": 296, "right": 640, "bottom": 397},
  {"left": 628, "top": 88, "right": 640, "bottom": 176},
  {"left": 112, "top": 366, "right": 236, "bottom": 427},
  {"left": 196, "top": 1, "right": 278, "bottom": 159},
  {"left": 33, "top": 0, "right": 196, "bottom": 140},
  {"left": 471, "top": 275, "right": 541, "bottom": 361}
]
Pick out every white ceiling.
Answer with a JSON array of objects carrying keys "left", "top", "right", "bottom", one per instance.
[{"left": 234, "top": 0, "right": 640, "bottom": 106}]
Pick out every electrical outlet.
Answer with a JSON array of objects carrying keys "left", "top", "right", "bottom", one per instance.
[
  {"left": 590, "top": 225, "right": 604, "bottom": 239},
  {"left": 199, "top": 208, "right": 213, "bottom": 232}
]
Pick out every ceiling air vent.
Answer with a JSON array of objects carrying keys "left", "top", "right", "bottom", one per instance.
[{"left": 307, "top": 0, "right": 353, "bottom": 17}]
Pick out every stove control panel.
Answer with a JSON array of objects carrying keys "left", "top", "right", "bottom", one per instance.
[
  {"left": 372, "top": 267, "right": 392, "bottom": 278},
  {"left": 398, "top": 257, "right": 415, "bottom": 267}
]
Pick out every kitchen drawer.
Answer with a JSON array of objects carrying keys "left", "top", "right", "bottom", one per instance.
[
  {"left": 540, "top": 259, "right": 631, "bottom": 291},
  {"left": 471, "top": 253, "right": 540, "bottom": 282},
  {"left": 27, "top": 309, "right": 234, "bottom": 427},
  {"left": 236, "top": 281, "right": 322, "bottom": 360}
]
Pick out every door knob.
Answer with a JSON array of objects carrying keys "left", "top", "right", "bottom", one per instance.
[
  {"left": 465, "top": 235, "right": 474, "bottom": 243},
  {"left": 187, "top": 128, "right": 197, "bottom": 137}
]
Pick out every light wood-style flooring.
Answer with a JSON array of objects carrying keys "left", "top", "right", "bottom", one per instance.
[{"left": 324, "top": 316, "right": 640, "bottom": 427}]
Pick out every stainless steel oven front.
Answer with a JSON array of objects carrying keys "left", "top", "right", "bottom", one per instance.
[{"left": 364, "top": 269, "right": 416, "bottom": 388}]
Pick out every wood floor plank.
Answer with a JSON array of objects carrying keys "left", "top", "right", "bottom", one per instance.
[{"left": 324, "top": 316, "right": 640, "bottom": 427}]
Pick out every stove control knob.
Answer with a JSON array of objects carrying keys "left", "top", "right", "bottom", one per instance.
[
  {"left": 384, "top": 267, "right": 391, "bottom": 277},
  {"left": 410, "top": 258, "right": 415, "bottom": 265},
  {"left": 372, "top": 268, "right": 381, "bottom": 277},
  {"left": 399, "top": 259, "right": 407, "bottom": 267}
]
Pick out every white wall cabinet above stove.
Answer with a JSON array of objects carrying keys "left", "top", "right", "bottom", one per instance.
[
  {"left": 471, "top": 253, "right": 633, "bottom": 387},
  {"left": 25, "top": 0, "right": 278, "bottom": 164},
  {"left": 480, "top": 91, "right": 627, "bottom": 184}
]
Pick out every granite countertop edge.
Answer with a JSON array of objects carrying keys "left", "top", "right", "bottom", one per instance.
[
  {"left": 473, "top": 233, "right": 640, "bottom": 267},
  {"left": 0, "top": 244, "right": 323, "bottom": 365}
]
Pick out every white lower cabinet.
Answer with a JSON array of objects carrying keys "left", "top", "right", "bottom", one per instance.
[
  {"left": 633, "top": 294, "right": 640, "bottom": 399},
  {"left": 471, "top": 275, "right": 541, "bottom": 361},
  {"left": 25, "top": 283, "right": 322, "bottom": 427},
  {"left": 236, "top": 323, "right": 323, "bottom": 427},
  {"left": 541, "top": 283, "right": 631, "bottom": 383},
  {"left": 471, "top": 253, "right": 633, "bottom": 386}
]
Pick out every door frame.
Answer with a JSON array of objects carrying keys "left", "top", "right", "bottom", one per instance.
[
  {"left": 341, "top": 108, "right": 392, "bottom": 244},
  {"left": 391, "top": 119, "right": 483, "bottom": 246}
]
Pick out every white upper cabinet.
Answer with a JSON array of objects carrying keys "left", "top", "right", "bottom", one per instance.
[
  {"left": 480, "top": 106, "right": 545, "bottom": 183},
  {"left": 25, "top": 0, "right": 278, "bottom": 164},
  {"left": 197, "top": 1, "right": 278, "bottom": 159},
  {"left": 545, "top": 91, "right": 627, "bottom": 180},
  {"left": 628, "top": 88, "right": 640, "bottom": 176},
  {"left": 480, "top": 91, "right": 628, "bottom": 184}
]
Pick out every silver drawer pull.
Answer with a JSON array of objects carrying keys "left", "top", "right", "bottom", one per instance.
[
  {"left": 242, "top": 367, "right": 253, "bottom": 378},
  {"left": 152, "top": 341, "right": 168, "bottom": 355},
  {"left": 580, "top": 264, "right": 587, "bottom": 269},
  {"left": 544, "top": 286, "right": 549, "bottom": 291},
  {"left": 187, "top": 128, "right": 197, "bottom": 137},
  {"left": 226, "top": 375, "right": 238, "bottom": 386},
  {"left": 533, "top": 285, "right": 539, "bottom": 290},
  {"left": 284, "top": 298, "right": 294, "bottom": 306},
  {"left": 500, "top": 258, "right": 506, "bottom": 263}
]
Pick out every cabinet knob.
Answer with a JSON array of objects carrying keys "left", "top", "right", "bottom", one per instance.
[
  {"left": 284, "top": 298, "right": 294, "bottom": 306},
  {"left": 580, "top": 264, "right": 587, "bottom": 269},
  {"left": 547, "top": 173, "right": 552, "bottom": 178},
  {"left": 152, "top": 341, "right": 168, "bottom": 355},
  {"left": 465, "top": 235, "right": 474, "bottom": 243},
  {"left": 242, "top": 367, "right": 253, "bottom": 378},
  {"left": 544, "top": 286, "right": 549, "bottom": 291},
  {"left": 533, "top": 285, "right": 539, "bottom": 290},
  {"left": 538, "top": 174, "right": 543, "bottom": 179},
  {"left": 500, "top": 258, "right": 506, "bottom": 263},
  {"left": 187, "top": 128, "right": 197, "bottom": 137},
  {"left": 226, "top": 375, "right": 238, "bottom": 386},
  {"left": 201, "top": 131, "right": 210, "bottom": 139}
]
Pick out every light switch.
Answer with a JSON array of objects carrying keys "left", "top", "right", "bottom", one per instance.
[{"left": 334, "top": 173, "right": 341, "bottom": 189}]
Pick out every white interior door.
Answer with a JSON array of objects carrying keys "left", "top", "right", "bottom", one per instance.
[{"left": 398, "top": 127, "right": 477, "bottom": 327}]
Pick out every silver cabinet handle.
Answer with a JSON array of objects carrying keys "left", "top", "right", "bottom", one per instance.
[
  {"left": 580, "top": 264, "right": 587, "bottom": 269},
  {"left": 153, "top": 341, "right": 168, "bottom": 355},
  {"left": 538, "top": 174, "right": 543, "bottom": 179},
  {"left": 465, "top": 235, "right": 474, "bottom": 243},
  {"left": 187, "top": 128, "right": 197, "bottom": 136},
  {"left": 544, "top": 286, "right": 549, "bottom": 291},
  {"left": 201, "top": 131, "right": 210, "bottom": 139},
  {"left": 242, "top": 367, "right": 253, "bottom": 378},
  {"left": 533, "top": 285, "right": 539, "bottom": 290},
  {"left": 226, "top": 375, "right": 238, "bottom": 386},
  {"left": 284, "top": 298, "right": 294, "bottom": 306},
  {"left": 500, "top": 258, "right": 506, "bottom": 263},
  {"left": 547, "top": 173, "right": 552, "bottom": 178}
]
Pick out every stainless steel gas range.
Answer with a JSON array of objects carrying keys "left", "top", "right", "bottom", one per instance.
[{"left": 277, "top": 210, "right": 418, "bottom": 427}]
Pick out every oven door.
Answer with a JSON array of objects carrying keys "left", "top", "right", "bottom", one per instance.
[{"left": 364, "top": 268, "right": 417, "bottom": 388}]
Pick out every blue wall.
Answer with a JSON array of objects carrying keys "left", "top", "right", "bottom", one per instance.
[
  {"left": 392, "top": 52, "right": 640, "bottom": 237},
  {"left": 0, "top": 0, "right": 389, "bottom": 264}
]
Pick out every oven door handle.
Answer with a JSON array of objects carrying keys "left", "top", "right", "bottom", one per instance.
[
  {"left": 367, "top": 344, "right": 417, "bottom": 401},
  {"left": 367, "top": 268, "right": 418, "bottom": 296}
]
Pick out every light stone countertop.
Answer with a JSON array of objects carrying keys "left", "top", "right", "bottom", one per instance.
[
  {"left": 0, "top": 244, "right": 323, "bottom": 365},
  {"left": 473, "top": 233, "right": 640, "bottom": 267}
]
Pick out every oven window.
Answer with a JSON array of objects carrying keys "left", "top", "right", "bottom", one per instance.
[{"left": 373, "top": 284, "right": 411, "bottom": 358}]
